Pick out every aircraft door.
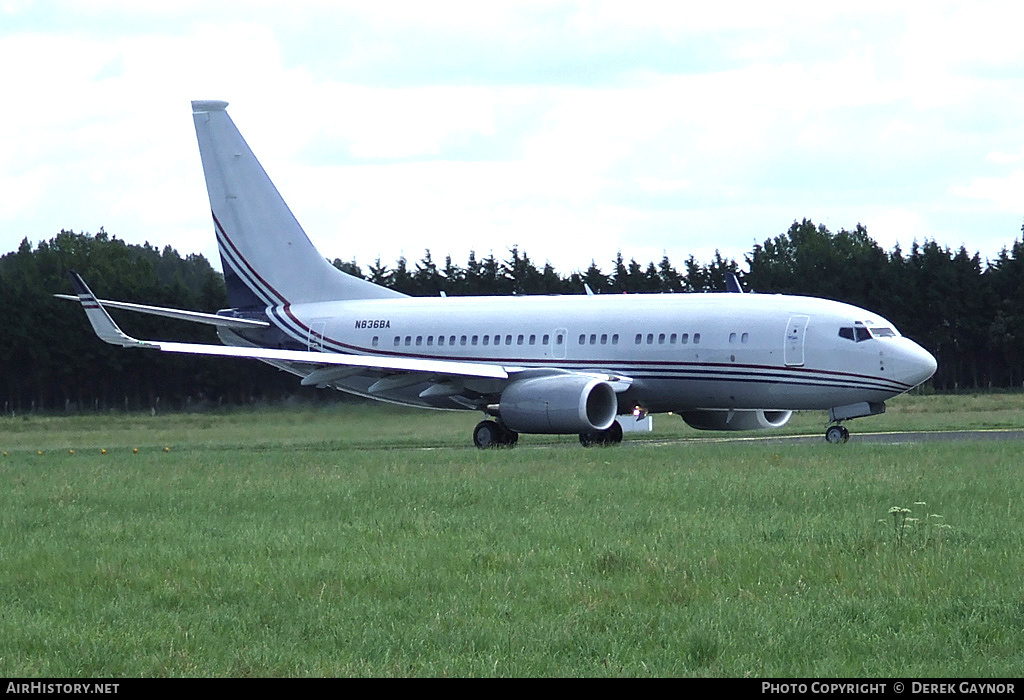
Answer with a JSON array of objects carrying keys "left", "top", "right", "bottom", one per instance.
[
  {"left": 552, "top": 328, "right": 567, "bottom": 359},
  {"left": 308, "top": 322, "right": 327, "bottom": 352},
  {"left": 784, "top": 315, "right": 809, "bottom": 366}
]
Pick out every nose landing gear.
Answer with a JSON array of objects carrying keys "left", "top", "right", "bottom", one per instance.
[
  {"left": 824, "top": 424, "right": 851, "bottom": 444},
  {"left": 824, "top": 401, "right": 886, "bottom": 444}
]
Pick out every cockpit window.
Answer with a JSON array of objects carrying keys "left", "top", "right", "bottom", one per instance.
[
  {"left": 839, "top": 326, "right": 873, "bottom": 342},
  {"left": 839, "top": 324, "right": 898, "bottom": 342}
]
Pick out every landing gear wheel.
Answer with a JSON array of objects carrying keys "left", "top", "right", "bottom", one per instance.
[
  {"left": 606, "top": 420, "right": 623, "bottom": 445},
  {"left": 474, "top": 420, "right": 501, "bottom": 449},
  {"left": 473, "top": 420, "right": 518, "bottom": 449},
  {"left": 501, "top": 425, "right": 519, "bottom": 447},
  {"left": 579, "top": 421, "right": 624, "bottom": 447},
  {"left": 825, "top": 425, "right": 850, "bottom": 444}
]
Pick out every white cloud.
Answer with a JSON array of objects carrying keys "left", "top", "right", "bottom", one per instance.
[
  {"left": 2, "top": 1, "right": 1023, "bottom": 279},
  {"left": 952, "top": 171, "right": 1024, "bottom": 212},
  {"left": 986, "top": 149, "right": 1024, "bottom": 165}
]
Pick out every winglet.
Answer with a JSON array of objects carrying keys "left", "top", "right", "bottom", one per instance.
[{"left": 66, "top": 271, "right": 155, "bottom": 348}]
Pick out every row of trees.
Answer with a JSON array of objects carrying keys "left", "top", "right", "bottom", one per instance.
[
  {"left": 0, "top": 229, "right": 300, "bottom": 413},
  {"left": 2, "top": 219, "right": 1023, "bottom": 413},
  {"left": 333, "top": 246, "right": 745, "bottom": 298}
]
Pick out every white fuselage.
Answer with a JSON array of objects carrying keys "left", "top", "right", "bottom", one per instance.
[{"left": 231, "top": 291, "right": 937, "bottom": 414}]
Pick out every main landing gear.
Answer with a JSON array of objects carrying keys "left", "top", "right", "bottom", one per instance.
[
  {"left": 473, "top": 420, "right": 519, "bottom": 449},
  {"left": 579, "top": 420, "right": 624, "bottom": 447},
  {"left": 472, "top": 419, "right": 626, "bottom": 448}
]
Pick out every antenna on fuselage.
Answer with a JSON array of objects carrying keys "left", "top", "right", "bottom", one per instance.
[{"left": 725, "top": 273, "right": 745, "bottom": 293}]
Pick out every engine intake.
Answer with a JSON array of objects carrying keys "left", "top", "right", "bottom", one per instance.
[{"left": 500, "top": 375, "right": 618, "bottom": 434}]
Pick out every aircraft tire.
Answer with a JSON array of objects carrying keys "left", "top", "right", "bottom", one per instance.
[
  {"left": 579, "top": 421, "right": 624, "bottom": 447},
  {"left": 501, "top": 426, "right": 520, "bottom": 446},
  {"left": 474, "top": 420, "right": 502, "bottom": 449},
  {"left": 825, "top": 425, "right": 850, "bottom": 444},
  {"left": 474, "top": 420, "right": 518, "bottom": 448}
]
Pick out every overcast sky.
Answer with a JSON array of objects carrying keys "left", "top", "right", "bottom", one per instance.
[{"left": 2, "top": 1, "right": 1023, "bottom": 277}]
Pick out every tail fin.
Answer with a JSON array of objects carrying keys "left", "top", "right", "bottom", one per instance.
[{"left": 191, "top": 100, "right": 404, "bottom": 308}]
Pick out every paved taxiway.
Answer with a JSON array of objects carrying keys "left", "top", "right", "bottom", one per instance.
[{"left": 683, "top": 429, "right": 1024, "bottom": 446}]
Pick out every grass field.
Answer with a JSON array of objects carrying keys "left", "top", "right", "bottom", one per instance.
[{"left": 2, "top": 394, "right": 1023, "bottom": 677}]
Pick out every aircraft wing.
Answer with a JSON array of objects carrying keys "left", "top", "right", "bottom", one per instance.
[
  {"left": 65, "top": 271, "right": 510, "bottom": 381},
  {"left": 54, "top": 293, "right": 269, "bottom": 329}
]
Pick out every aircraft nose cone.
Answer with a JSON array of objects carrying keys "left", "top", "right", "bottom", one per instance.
[{"left": 899, "top": 340, "right": 937, "bottom": 388}]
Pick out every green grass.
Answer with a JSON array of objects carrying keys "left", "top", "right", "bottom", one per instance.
[
  {"left": 3, "top": 392, "right": 1023, "bottom": 453},
  {"left": 2, "top": 395, "right": 1024, "bottom": 676}
]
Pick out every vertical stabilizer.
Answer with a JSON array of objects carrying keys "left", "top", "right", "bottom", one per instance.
[{"left": 191, "top": 100, "right": 404, "bottom": 308}]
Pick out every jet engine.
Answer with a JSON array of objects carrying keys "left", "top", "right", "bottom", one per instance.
[
  {"left": 499, "top": 375, "right": 618, "bottom": 434},
  {"left": 678, "top": 409, "right": 793, "bottom": 431}
]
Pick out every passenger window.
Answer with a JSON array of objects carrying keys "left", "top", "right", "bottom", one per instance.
[
  {"left": 600, "top": 334, "right": 608, "bottom": 345},
  {"left": 529, "top": 334, "right": 536, "bottom": 345},
  {"left": 517, "top": 335, "right": 524, "bottom": 345},
  {"left": 542, "top": 334, "right": 550, "bottom": 345},
  {"left": 646, "top": 334, "right": 654, "bottom": 344},
  {"left": 729, "top": 332, "right": 737, "bottom": 343},
  {"left": 741, "top": 332, "right": 749, "bottom": 343},
  {"left": 590, "top": 334, "right": 597, "bottom": 345},
  {"left": 612, "top": 334, "right": 619, "bottom": 345},
  {"left": 694, "top": 333, "right": 701, "bottom": 344},
  {"left": 635, "top": 334, "right": 642, "bottom": 344},
  {"left": 579, "top": 334, "right": 586, "bottom": 345},
  {"left": 372, "top": 336, "right": 379, "bottom": 347},
  {"left": 681, "top": 333, "right": 689, "bottom": 345},
  {"left": 658, "top": 333, "right": 665, "bottom": 344},
  {"left": 506, "top": 335, "right": 513, "bottom": 345},
  {"left": 670, "top": 333, "right": 677, "bottom": 344},
  {"left": 482, "top": 336, "right": 489, "bottom": 346}
]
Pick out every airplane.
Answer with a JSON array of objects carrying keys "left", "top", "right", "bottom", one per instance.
[{"left": 63, "top": 100, "right": 938, "bottom": 447}]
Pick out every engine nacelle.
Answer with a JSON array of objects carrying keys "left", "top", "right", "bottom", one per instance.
[
  {"left": 679, "top": 409, "right": 793, "bottom": 431},
  {"left": 499, "top": 375, "right": 618, "bottom": 434}
]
